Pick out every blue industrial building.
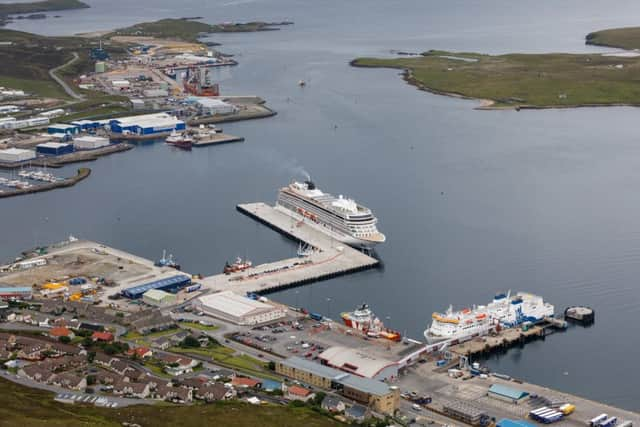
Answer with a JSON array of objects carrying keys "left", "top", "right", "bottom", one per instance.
[
  {"left": 487, "top": 384, "right": 529, "bottom": 403},
  {"left": 47, "top": 123, "right": 81, "bottom": 135},
  {"left": 36, "top": 142, "right": 74, "bottom": 156},
  {"left": 497, "top": 420, "right": 537, "bottom": 427},
  {"left": 71, "top": 120, "right": 102, "bottom": 131},
  {"left": 121, "top": 274, "right": 191, "bottom": 299},
  {"left": 110, "top": 113, "right": 185, "bottom": 136}
]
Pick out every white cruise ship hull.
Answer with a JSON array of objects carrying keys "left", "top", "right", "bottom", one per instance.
[{"left": 275, "top": 205, "right": 381, "bottom": 249}]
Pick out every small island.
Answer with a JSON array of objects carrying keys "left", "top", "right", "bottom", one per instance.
[
  {"left": 352, "top": 28, "right": 640, "bottom": 110},
  {"left": 0, "top": 0, "right": 89, "bottom": 26}
]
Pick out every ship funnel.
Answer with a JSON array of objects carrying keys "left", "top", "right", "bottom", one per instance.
[{"left": 305, "top": 180, "right": 316, "bottom": 190}]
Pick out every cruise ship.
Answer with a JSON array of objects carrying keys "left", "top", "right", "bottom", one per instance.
[
  {"left": 424, "top": 292, "right": 555, "bottom": 343},
  {"left": 275, "top": 180, "right": 385, "bottom": 249}
]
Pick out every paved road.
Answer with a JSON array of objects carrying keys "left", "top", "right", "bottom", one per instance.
[{"left": 49, "top": 52, "right": 84, "bottom": 100}]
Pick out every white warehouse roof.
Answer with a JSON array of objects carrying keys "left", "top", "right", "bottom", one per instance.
[
  {"left": 113, "top": 112, "right": 181, "bottom": 128},
  {"left": 318, "top": 346, "right": 397, "bottom": 379},
  {"left": 1, "top": 148, "right": 33, "bottom": 155},
  {"left": 198, "top": 291, "right": 274, "bottom": 317}
]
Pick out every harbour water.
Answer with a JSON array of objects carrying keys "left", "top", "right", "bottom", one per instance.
[{"left": 3, "top": 0, "right": 640, "bottom": 410}]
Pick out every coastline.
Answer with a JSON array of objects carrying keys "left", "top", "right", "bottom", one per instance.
[{"left": 350, "top": 59, "right": 640, "bottom": 111}]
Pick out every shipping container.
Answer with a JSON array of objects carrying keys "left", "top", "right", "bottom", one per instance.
[
  {"left": 309, "top": 312, "right": 323, "bottom": 321},
  {"left": 591, "top": 415, "right": 609, "bottom": 426},
  {"left": 601, "top": 417, "right": 618, "bottom": 427},
  {"left": 185, "top": 283, "right": 202, "bottom": 293}
]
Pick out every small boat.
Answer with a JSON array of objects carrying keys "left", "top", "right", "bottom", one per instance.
[
  {"left": 223, "top": 257, "right": 252, "bottom": 274},
  {"left": 298, "top": 80, "right": 306, "bottom": 87},
  {"left": 154, "top": 250, "right": 181, "bottom": 270},
  {"left": 296, "top": 242, "right": 315, "bottom": 257},
  {"left": 166, "top": 132, "right": 193, "bottom": 150}
]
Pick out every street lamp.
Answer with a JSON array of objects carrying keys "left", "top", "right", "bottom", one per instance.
[{"left": 326, "top": 297, "right": 331, "bottom": 318}]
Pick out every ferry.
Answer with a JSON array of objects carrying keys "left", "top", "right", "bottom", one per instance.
[
  {"left": 276, "top": 180, "right": 385, "bottom": 249},
  {"left": 424, "top": 292, "right": 555, "bottom": 343},
  {"left": 341, "top": 303, "right": 401, "bottom": 342}
]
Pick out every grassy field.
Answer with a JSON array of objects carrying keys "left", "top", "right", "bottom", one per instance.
[
  {"left": 586, "top": 27, "right": 640, "bottom": 50},
  {"left": 0, "top": 0, "right": 88, "bottom": 16},
  {"left": 108, "top": 18, "right": 286, "bottom": 42},
  {"left": 122, "top": 327, "right": 180, "bottom": 346},
  {"left": 169, "top": 346, "right": 280, "bottom": 380},
  {"left": 352, "top": 49, "right": 640, "bottom": 108},
  {"left": 0, "top": 376, "right": 339, "bottom": 427},
  {"left": 179, "top": 321, "right": 219, "bottom": 331}
]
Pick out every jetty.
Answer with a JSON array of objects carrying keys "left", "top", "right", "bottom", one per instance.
[
  {"left": 198, "top": 202, "right": 379, "bottom": 295},
  {"left": 192, "top": 133, "right": 244, "bottom": 147}
]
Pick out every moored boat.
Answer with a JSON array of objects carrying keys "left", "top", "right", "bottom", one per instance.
[
  {"left": 166, "top": 132, "right": 193, "bottom": 150},
  {"left": 224, "top": 257, "right": 253, "bottom": 274},
  {"left": 341, "top": 303, "right": 401, "bottom": 342}
]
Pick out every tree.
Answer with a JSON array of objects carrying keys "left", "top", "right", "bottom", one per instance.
[
  {"left": 180, "top": 335, "right": 201, "bottom": 348},
  {"left": 267, "top": 361, "right": 276, "bottom": 371},
  {"left": 82, "top": 337, "right": 93, "bottom": 348},
  {"left": 58, "top": 336, "right": 71, "bottom": 344},
  {"left": 312, "top": 391, "right": 326, "bottom": 406},
  {"left": 86, "top": 375, "right": 96, "bottom": 386},
  {"left": 87, "top": 351, "right": 96, "bottom": 363}
]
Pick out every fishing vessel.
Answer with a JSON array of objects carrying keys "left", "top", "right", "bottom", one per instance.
[
  {"left": 223, "top": 257, "right": 253, "bottom": 274},
  {"left": 165, "top": 132, "right": 193, "bottom": 150},
  {"left": 154, "top": 250, "right": 181, "bottom": 270},
  {"left": 424, "top": 292, "right": 555, "bottom": 343},
  {"left": 341, "top": 304, "right": 401, "bottom": 341},
  {"left": 276, "top": 180, "right": 385, "bottom": 249}
]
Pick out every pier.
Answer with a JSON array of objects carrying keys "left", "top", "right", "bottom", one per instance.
[
  {"left": 192, "top": 133, "right": 245, "bottom": 147},
  {"left": 198, "top": 202, "right": 379, "bottom": 295}
]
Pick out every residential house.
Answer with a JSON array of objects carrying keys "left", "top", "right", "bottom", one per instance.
[
  {"left": 155, "top": 385, "right": 193, "bottom": 403},
  {"left": 20, "top": 364, "right": 57, "bottom": 383},
  {"left": 159, "top": 354, "right": 197, "bottom": 376},
  {"left": 153, "top": 337, "right": 171, "bottom": 350},
  {"left": 110, "top": 359, "right": 135, "bottom": 377},
  {"left": 131, "top": 314, "right": 175, "bottom": 335},
  {"left": 17, "top": 343, "right": 48, "bottom": 360},
  {"left": 49, "top": 327, "right": 74, "bottom": 340},
  {"left": 321, "top": 395, "right": 346, "bottom": 413},
  {"left": 54, "top": 372, "right": 87, "bottom": 391},
  {"left": 127, "top": 346, "right": 152, "bottom": 359},
  {"left": 231, "top": 377, "right": 261, "bottom": 389},
  {"left": 286, "top": 385, "right": 315, "bottom": 402},
  {"left": 94, "top": 353, "right": 117, "bottom": 368},
  {"left": 91, "top": 331, "right": 114, "bottom": 342},
  {"left": 345, "top": 404, "right": 369, "bottom": 422},
  {"left": 113, "top": 380, "right": 151, "bottom": 399},
  {"left": 195, "top": 383, "right": 233, "bottom": 402},
  {"left": 95, "top": 369, "right": 119, "bottom": 385},
  {"left": 180, "top": 376, "right": 206, "bottom": 390}
]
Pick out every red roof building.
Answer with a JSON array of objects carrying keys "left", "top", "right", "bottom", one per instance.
[
  {"left": 127, "top": 347, "right": 152, "bottom": 359},
  {"left": 50, "top": 327, "right": 73, "bottom": 338},
  {"left": 231, "top": 377, "right": 261, "bottom": 388},
  {"left": 91, "top": 331, "right": 114, "bottom": 342}
]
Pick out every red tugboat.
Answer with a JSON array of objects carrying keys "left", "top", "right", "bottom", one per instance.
[
  {"left": 184, "top": 66, "right": 219, "bottom": 97},
  {"left": 341, "top": 303, "right": 402, "bottom": 342},
  {"left": 223, "top": 257, "right": 253, "bottom": 274},
  {"left": 166, "top": 132, "right": 193, "bottom": 150}
]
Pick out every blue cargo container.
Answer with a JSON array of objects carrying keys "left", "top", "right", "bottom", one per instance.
[
  {"left": 68, "top": 277, "right": 87, "bottom": 285},
  {"left": 185, "top": 283, "right": 201, "bottom": 293},
  {"left": 47, "top": 124, "right": 80, "bottom": 135},
  {"left": 122, "top": 274, "right": 191, "bottom": 299},
  {"left": 309, "top": 312, "right": 323, "bottom": 321}
]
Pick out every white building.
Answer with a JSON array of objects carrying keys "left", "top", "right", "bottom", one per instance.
[
  {"left": 0, "top": 148, "right": 36, "bottom": 163},
  {"left": 112, "top": 80, "right": 131, "bottom": 88},
  {"left": 0, "top": 105, "right": 20, "bottom": 114},
  {"left": 194, "top": 98, "right": 237, "bottom": 115},
  {"left": 73, "top": 135, "right": 110, "bottom": 150},
  {"left": 195, "top": 291, "right": 287, "bottom": 325},
  {"left": 39, "top": 109, "right": 65, "bottom": 119},
  {"left": 318, "top": 346, "right": 399, "bottom": 381}
]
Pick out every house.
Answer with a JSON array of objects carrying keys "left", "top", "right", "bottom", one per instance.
[
  {"left": 124, "top": 367, "right": 146, "bottom": 382},
  {"left": 17, "top": 343, "right": 47, "bottom": 361},
  {"left": 127, "top": 346, "right": 152, "bottom": 359},
  {"left": 113, "top": 380, "right": 151, "bottom": 398},
  {"left": 321, "top": 395, "right": 346, "bottom": 413},
  {"left": 49, "top": 327, "right": 74, "bottom": 340},
  {"left": 286, "top": 385, "right": 315, "bottom": 402},
  {"left": 180, "top": 376, "right": 206, "bottom": 390},
  {"left": 153, "top": 337, "right": 171, "bottom": 350},
  {"left": 20, "top": 364, "right": 57, "bottom": 383},
  {"left": 195, "top": 383, "right": 234, "bottom": 402},
  {"left": 155, "top": 385, "right": 192, "bottom": 403},
  {"left": 169, "top": 331, "right": 189, "bottom": 344},
  {"left": 231, "top": 377, "right": 261, "bottom": 389},
  {"left": 110, "top": 359, "right": 135, "bottom": 376},
  {"left": 159, "top": 354, "right": 197, "bottom": 376},
  {"left": 94, "top": 353, "right": 117, "bottom": 368},
  {"left": 54, "top": 372, "right": 86, "bottom": 391},
  {"left": 214, "top": 368, "right": 235, "bottom": 380},
  {"left": 50, "top": 342, "right": 83, "bottom": 356},
  {"left": 91, "top": 331, "right": 114, "bottom": 342},
  {"left": 95, "top": 369, "right": 119, "bottom": 385},
  {"left": 345, "top": 404, "right": 369, "bottom": 422}
]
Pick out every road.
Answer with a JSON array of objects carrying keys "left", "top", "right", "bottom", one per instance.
[{"left": 49, "top": 52, "right": 85, "bottom": 101}]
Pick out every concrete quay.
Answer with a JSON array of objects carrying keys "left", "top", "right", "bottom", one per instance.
[
  {"left": 192, "top": 133, "right": 245, "bottom": 147},
  {"left": 198, "top": 202, "right": 379, "bottom": 296}
]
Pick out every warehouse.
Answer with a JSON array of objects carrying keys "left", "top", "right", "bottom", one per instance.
[
  {"left": 0, "top": 148, "right": 36, "bottom": 163},
  {"left": 122, "top": 274, "right": 191, "bottom": 299},
  {"left": 0, "top": 105, "right": 19, "bottom": 114},
  {"left": 487, "top": 384, "right": 529, "bottom": 403},
  {"left": 318, "top": 346, "right": 399, "bottom": 380},
  {"left": 110, "top": 113, "right": 185, "bottom": 136},
  {"left": 0, "top": 117, "right": 16, "bottom": 128},
  {"left": 193, "top": 98, "right": 237, "bottom": 115},
  {"left": 112, "top": 79, "right": 131, "bottom": 88},
  {"left": 39, "top": 109, "right": 65, "bottom": 119},
  {"left": 71, "top": 120, "right": 102, "bottom": 131},
  {"left": 0, "top": 287, "right": 33, "bottom": 300},
  {"left": 73, "top": 135, "right": 110, "bottom": 150},
  {"left": 47, "top": 124, "right": 80, "bottom": 135},
  {"left": 195, "top": 291, "right": 287, "bottom": 325},
  {"left": 275, "top": 356, "right": 400, "bottom": 414},
  {"left": 36, "top": 142, "right": 74, "bottom": 156},
  {"left": 143, "top": 289, "right": 177, "bottom": 307}
]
